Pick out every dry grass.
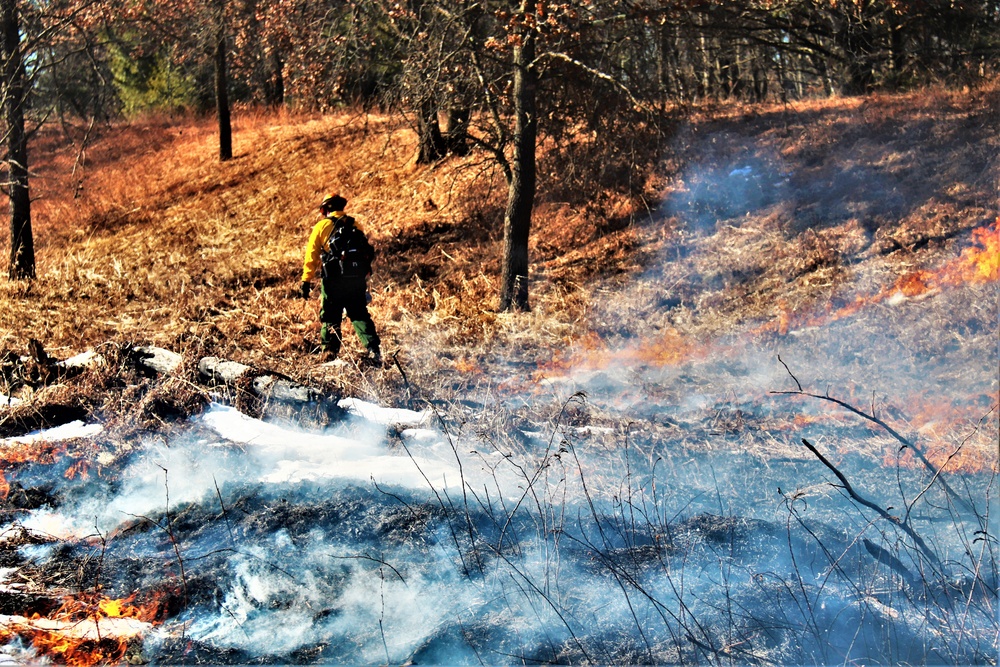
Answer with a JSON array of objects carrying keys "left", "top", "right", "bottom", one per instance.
[
  {"left": 0, "top": 88, "right": 996, "bottom": 444},
  {"left": 1, "top": 105, "right": 651, "bottom": 398}
]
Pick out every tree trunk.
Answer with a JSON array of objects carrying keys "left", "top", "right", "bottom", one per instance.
[
  {"left": 445, "top": 107, "right": 469, "bottom": 156},
  {"left": 888, "top": 16, "right": 905, "bottom": 87},
  {"left": 267, "top": 49, "right": 284, "bottom": 107},
  {"left": 2, "top": 0, "right": 33, "bottom": 280},
  {"left": 499, "top": 0, "right": 537, "bottom": 312},
  {"left": 215, "top": 21, "right": 233, "bottom": 161},
  {"left": 416, "top": 99, "right": 445, "bottom": 164},
  {"left": 837, "top": 6, "right": 875, "bottom": 95}
]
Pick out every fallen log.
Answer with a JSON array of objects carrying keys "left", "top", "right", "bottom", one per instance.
[
  {"left": 132, "top": 347, "right": 323, "bottom": 407},
  {"left": 133, "top": 346, "right": 183, "bottom": 376},
  {"left": 0, "top": 612, "right": 152, "bottom": 640},
  {"left": 197, "top": 356, "right": 324, "bottom": 405}
]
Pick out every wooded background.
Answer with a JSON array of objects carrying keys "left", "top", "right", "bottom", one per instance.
[{"left": 3, "top": 0, "right": 998, "bottom": 305}]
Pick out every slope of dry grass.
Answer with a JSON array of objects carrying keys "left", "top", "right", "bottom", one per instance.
[{"left": 0, "top": 86, "right": 997, "bottom": 414}]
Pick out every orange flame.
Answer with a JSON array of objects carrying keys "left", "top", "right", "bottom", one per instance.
[
  {"left": 0, "top": 440, "right": 67, "bottom": 466},
  {"left": 453, "top": 357, "right": 482, "bottom": 374},
  {"left": 29, "top": 630, "right": 124, "bottom": 667},
  {"left": 63, "top": 459, "right": 93, "bottom": 481},
  {"left": 535, "top": 327, "right": 707, "bottom": 380},
  {"left": 958, "top": 222, "right": 1000, "bottom": 282},
  {"left": 0, "top": 439, "right": 96, "bottom": 500},
  {"left": 882, "top": 393, "right": 999, "bottom": 474},
  {"left": 0, "top": 441, "right": 69, "bottom": 500},
  {"left": 893, "top": 269, "right": 933, "bottom": 297},
  {"left": 760, "top": 221, "right": 999, "bottom": 335},
  {"left": 0, "top": 591, "right": 168, "bottom": 666}
]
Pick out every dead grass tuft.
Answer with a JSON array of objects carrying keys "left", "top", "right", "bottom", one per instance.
[{"left": 0, "top": 91, "right": 994, "bottom": 460}]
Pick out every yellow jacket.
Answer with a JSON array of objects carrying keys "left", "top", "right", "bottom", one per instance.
[{"left": 301, "top": 211, "right": 344, "bottom": 282}]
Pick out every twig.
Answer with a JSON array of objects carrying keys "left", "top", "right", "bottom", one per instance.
[
  {"left": 378, "top": 561, "right": 390, "bottom": 665},
  {"left": 221, "top": 602, "right": 252, "bottom": 640},
  {"left": 776, "top": 355, "right": 802, "bottom": 392},
  {"left": 87, "top": 526, "right": 109, "bottom": 643},
  {"left": 778, "top": 492, "right": 837, "bottom": 649},
  {"left": 391, "top": 351, "right": 414, "bottom": 410},
  {"left": 904, "top": 405, "right": 996, "bottom": 524},
  {"left": 214, "top": 475, "right": 236, "bottom": 547},
  {"left": 371, "top": 477, "right": 421, "bottom": 522},
  {"left": 800, "top": 438, "right": 940, "bottom": 566},
  {"left": 156, "top": 465, "right": 190, "bottom": 604},
  {"left": 488, "top": 544, "right": 594, "bottom": 663},
  {"left": 771, "top": 373, "right": 974, "bottom": 514},
  {"left": 177, "top": 546, "right": 302, "bottom": 584},
  {"left": 396, "top": 437, "right": 471, "bottom": 576},
  {"left": 327, "top": 552, "right": 406, "bottom": 584},
  {"left": 430, "top": 402, "right": 485, "bottom": 575}
]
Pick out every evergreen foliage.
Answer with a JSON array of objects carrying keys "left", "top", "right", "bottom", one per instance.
[{"left": 108, "top": 40, "right": 197, "bottom": 117}]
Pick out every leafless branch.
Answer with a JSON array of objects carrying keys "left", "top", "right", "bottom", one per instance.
[
  {"left": 800, "top": 438, "right": 940, "bottom": 566},
  {"left": 770, "top": 383, "right": 975, "bottom": 515},
  {"left": 537, "top": 50, "right": 656, "bottom": 116}
]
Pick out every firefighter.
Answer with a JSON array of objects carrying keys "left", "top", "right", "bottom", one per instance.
[{"left": 300, "top": 193, "right": 382, "bottom": 364}]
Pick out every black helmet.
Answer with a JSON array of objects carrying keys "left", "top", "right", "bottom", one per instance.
[{"left": 320, "top": 193, "right": 347, "bottom": 213}]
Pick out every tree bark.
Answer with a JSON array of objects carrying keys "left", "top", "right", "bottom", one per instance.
[
  {"left": 499, "top": 0, "right": 537, "bottom": 312},
  {"left": 2, "top": 0, "right": 33, "bottom": 280},
  {"left": 445, "top": 106, "right": 469, "bottom": 156},
  {"left": 416, "top": 99, "right": 445, "bottom": 164},
  {"left": 215, "top": 20, "right": 233, "bottom": 162}
]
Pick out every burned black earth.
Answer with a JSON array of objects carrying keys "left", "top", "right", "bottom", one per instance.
[{"left": 0, "top": 360, "right": 995, "bottom": 666}]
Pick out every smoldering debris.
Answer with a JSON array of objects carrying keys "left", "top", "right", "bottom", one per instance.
[
  {"left": 0, "top": 399, "right": 994, "bottom": 665},
  {"left": 0, "top": 300, "right": 996, "bottom": 665}
]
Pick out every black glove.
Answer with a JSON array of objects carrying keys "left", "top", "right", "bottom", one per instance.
[{"left": 300, "top": 282, "right": 311, "bottom": 300}]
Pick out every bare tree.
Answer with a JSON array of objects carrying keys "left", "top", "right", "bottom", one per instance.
[
  {"left": 215, "top": 1, "right": 232, "bottom": 162},
  {"left": 2, "top": 0, "right": 33, "bottom": 280},
  {"left": 498, "top": 0, "right": 537, "bottom": 312}
]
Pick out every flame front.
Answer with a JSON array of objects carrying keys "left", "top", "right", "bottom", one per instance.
[
  {"left": 543, "top": 223, "right": 999, "bottom": 380},
  {"left": 535, "top": 327, "right": 707, "bottom": 383},
  {"left": 961, "top": 221, "right": 1000, "bottom": 281},
  {"left": 0, "top": 592, "right": 166, "bottom": 665},
  {"left": 895, "top": 219, "right": 1000, "bottom": 295},
  {"left": 761, "top": 221, "right": 999, "bottom": 335}
]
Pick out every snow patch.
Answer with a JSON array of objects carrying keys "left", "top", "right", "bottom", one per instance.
[
  {"left": 0, "top": 421, "right": 103, "bottom": 445},
  {"left": 200, "top": 403, "right": 458, "bottom": 489},
  {"left": 58, "top": 350, "right": 100, "bottom": 369},
  {"left": 337, "top": 398, "right": 431, "bottom": 428},
  {"left": 400, "top": 428, "right": 443, "bottom": 444}
]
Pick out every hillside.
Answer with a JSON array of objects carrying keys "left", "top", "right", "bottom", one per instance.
[
  {"left": 4, "top": 88, "right": 996, "bottom": 400},
  {"left": 0, "top": 89, "right": 996, "bottom": 666}
]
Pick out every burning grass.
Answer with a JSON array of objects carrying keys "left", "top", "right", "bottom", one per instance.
[
  {"left": 0, "top": 88, "right": 994, "bottom": 393},
  {"left": 0, "top": 590, "right": 169, "bottom": 666},
  {"left": 753, "top": 218, "right": 999, "bottom": 336},
  {"left": 0, "top": 88, "right": 996, "bottom": 663}
]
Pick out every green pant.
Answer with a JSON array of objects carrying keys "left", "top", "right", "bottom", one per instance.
[{"left": 320, "top": 277, "right": 380, "bottom": 356}]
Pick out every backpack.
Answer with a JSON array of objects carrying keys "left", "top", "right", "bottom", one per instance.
[{"left": 321, "top": 217, "right": 374, "bottom": 279}]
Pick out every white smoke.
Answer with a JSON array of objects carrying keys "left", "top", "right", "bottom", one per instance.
[{"left": 16, "top": 403, "right": 463, "bottom": 540}]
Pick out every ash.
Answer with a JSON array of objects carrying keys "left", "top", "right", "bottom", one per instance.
[{"left": 0, "top": 355, "right": 995, "bottom": 666}]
